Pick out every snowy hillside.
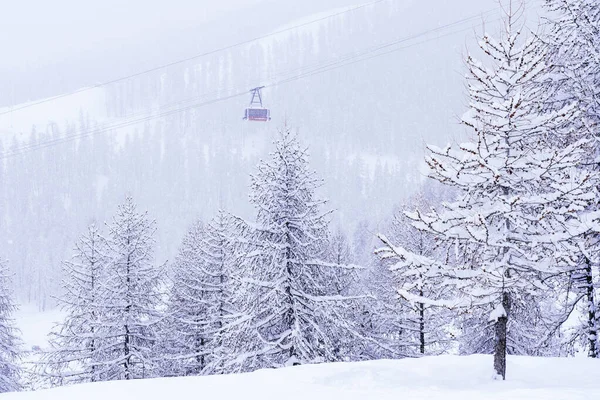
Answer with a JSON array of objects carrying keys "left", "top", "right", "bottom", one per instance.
[{"left": 4, "top": 356, "right": 599, "bottom": 400}]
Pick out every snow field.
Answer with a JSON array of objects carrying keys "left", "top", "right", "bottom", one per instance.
[{"left": 2, "top": 355, "right": 599, "bottom": 400}]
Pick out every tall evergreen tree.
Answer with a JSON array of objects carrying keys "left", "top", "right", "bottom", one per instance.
[
  {"left": 379, "top": 4, "right": 598, "bottom": 380},
  {"left": 542, "top": 0, "right": 600, "bottom": 358},
  {"left": 0, "top": 259, "right": 21, "bottom": 393},
  {"left": 223, "top": 130, "right": 359, "bottom": 372},
  {"left": 377, "top": 193, "right": 454, "bottom": 356},
  {"left": 40, "top": 224, "right": 108, "bottom": 386},
  {"left": 161, "top": 211, "right": 235, "bottom": 376},
  {"left": 102, "top": 197, "right": 164, "bottom": 380}
]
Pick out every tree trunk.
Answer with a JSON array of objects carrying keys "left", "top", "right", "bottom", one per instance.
[
  {"left": 200, "top": 336, "right": 206, "bottom": 372},
  {"left": 217, "top": 237, "right": 225, "bottom": 371},
  {"left": 124, "top": 249, "right": 132, "bottom": 380},
  {"left": 124, "top": 322, "right": 130, "bottom": 380},
  {"left": 583, "top": 258, "right": 598, "bottom": 358},
  {"left": 493, "top": 292, "right": 511, "bottom": 380},
  {"left": 284, "top": 228, "right": 299, "bottom": 365},
  {"left": 90, "top": 244, "right": 97, "bottom": 382},
  {"left": 419, "top": 290, "right": 425, "bottom": 355}
]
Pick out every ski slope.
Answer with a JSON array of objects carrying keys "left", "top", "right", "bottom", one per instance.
[{"left": 4, "top": 355, "right": 599, "bottom": 400}]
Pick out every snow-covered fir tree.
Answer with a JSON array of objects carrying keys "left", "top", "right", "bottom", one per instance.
[
  {"left": 160, "top": 221, "right": 210, "bottom": 376},
  {"left": 342, "top": 220, "right": 409, "bottom": 360},
  {"left": 349, "top": 242, "right": 413, "bottom": 360},
  {"left": 378, "top": 4, "right": 599, "bottom": 380},
  {"left": 101, "top": 197, "right": 164, "bottom": 380},
  {"left": 377, "top": 193, "right": 454, "bottom": 356},
  {"left": 0, "top": 259, "right": 21, "bottom": 393},
  {"left": 40, "top": 224, "right": 108, "bottom": 386},
  {"left": 161, "top": 211, "right": 235, "bottom": 376},
  {"left": 222, "top": 129, "right": 362, "bottom": 371},
  {"left": 323, "top": 229, "right": 383, "bottom": 362},
  {"left": 542, "top": 0, "right": 600, "bottom": 358}
]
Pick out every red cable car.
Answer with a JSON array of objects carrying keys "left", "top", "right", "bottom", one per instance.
[{"left": 244, "top": 86, "right": 271, "bottom": 121}]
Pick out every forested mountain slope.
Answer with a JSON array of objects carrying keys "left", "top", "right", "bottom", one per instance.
[{"left": 0, "top": 0, "right": 540, "bottom": 306}]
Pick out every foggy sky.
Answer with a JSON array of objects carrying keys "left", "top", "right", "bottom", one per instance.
[
  {"left": 0, "top": 0, "right": 366, "bottom": 103},
  {"left": 0, "top": 0, "right": 544, "bottom": 107}
]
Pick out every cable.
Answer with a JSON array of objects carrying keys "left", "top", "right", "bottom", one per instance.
[
  {"left": 0, "top": 9, "right": 501, "bottom": 160},
  {"left": 0, "top": 0, "right": 386, "bottom": 117}
]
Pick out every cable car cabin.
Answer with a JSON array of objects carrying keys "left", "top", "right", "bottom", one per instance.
[
  {"left": 244, "top": 108, "right": 270, "bottom": 121},
  {"left": 244, "top": 87, "right": 270, "bottom": 121}
]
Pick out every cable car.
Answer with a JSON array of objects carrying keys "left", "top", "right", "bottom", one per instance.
[{"left": 244, "top": 86, "right": 271, "bottom": 121}]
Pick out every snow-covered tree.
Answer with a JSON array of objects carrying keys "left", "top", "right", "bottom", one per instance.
[
  {"left": 377, "top": 193, "right": 454, "bottom": 356},
  {"left": 161, "top": 211, "right": 236, "bottom": 376},
  {"left": 343, "top": 220, "right": 407, "bottom": 360},
  {"left": 347, "top": 247, "right": 413, "bottom": 361},
  {"left": 379, "top": 4, "right": 599, "bottom": 380},
  {"left": 160, "top": 220, "right": 207, "bottom": 376},
  {"left": 101, "top": 197, "right": 164, "bottom": 380},
  {"left": 541, "top": 0, "right": 600, "bottom": 358},
  {"left": 324, "top": 229, "right": 387, "bottom": 361},
  {"left": 40, "top": 224, "right": 108, "bottom": 386},
  {"left": 223, "top": 130, "right": 362, "bottom": 371},
  {"left": 0, "top": 259, "right": 21, "bottom": 393}
]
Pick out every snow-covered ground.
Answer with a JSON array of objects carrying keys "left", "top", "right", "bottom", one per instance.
[
  {"left": 3, "top": 355, "right": 599, "bottom": 400},
  {"left": 13, "top": 305, "right": 64, "bottom": 352}
]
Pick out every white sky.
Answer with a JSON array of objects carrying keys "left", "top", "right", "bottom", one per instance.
[
  {"left": 0, "top": 0, "right": 544, "bottom": 106},
  {"left": 0, "top": 0, "right": 268, "bottom": 68},
  {"left": 0, "top": 0, "right": 366, "bottom": 105}
]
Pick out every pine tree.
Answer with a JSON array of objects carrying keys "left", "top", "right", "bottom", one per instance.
[
  {"left": 381, "top": 4, "right": 598, "bottom": 379},
  {"left": 338, "top": 238, "right": 411, "bottom": 361},
  {"left": 102, "top": 197, "right": 164, "bottom": 380},
  {"left": 160, "top": 221, "right": 210, "bottom": 376},
  {"left": 0, "top": 259, "right": 21, "bottom": 393},
  {"left": 377, "top": 193, "right": 454, "bottom": 356},
  {"left": 202, "top": 211, "right": 240, "bottom": 372},
  {"left": 542, "top": 0, "right": 600, "bottom": 358},
  {"left": 223, "top": 130, "right": 359, "bottom": 371},
  {"left": 324, "top": 229, "right": 384, "bottom": 361},
  {"left": 40, "top": 224, "right": 108, "bottom": 386},
  {"left": 161, "top": 211, "right": 235, "bottom": 376}
]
